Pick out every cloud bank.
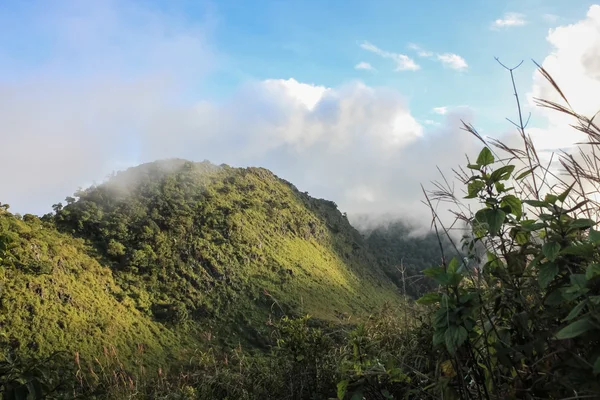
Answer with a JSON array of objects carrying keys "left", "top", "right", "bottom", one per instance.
[
  {"left": 4, "top": 1, "right": 600, "bottom": 232},
  {"left": 0, "top": 0, "right": 476, "bottom": 228}
]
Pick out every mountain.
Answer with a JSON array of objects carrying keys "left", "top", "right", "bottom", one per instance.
[
  {"left": 0, "top": 207, "right": 178, "bottom": 367},
  {"left": 361, "top": 220, "right": 461, "bottom": 298},
  {"left": 1, "top": 159, "right": 405, "bottom": 371}
]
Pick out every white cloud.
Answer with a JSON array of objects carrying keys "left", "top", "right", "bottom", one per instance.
[
  {"left": 262, "top": 78, "right": 329, "bottom": 110},
  {"left": 408, "top": 44, "right": 468, "bottom": 70},
  {"left": 408, "top": 43, "right": 434, "bottom": 57},
  {"left": 492, "top": 12, "right": 527, "bottom": 29},
  {"left": 0, "top": 0, "right": 216, "bottom": 214},
  {"left": 0, "top": 1, "right": 486, "bottom": 231},
  {"left": 432, "top": 106, "right": 448, "bottom": 115},
  {"left": 527, "top": 5, "right": 600, "bottom": 152},
  {"left": 360, "top": 41, "right": 420, "bottom": 71},
  {"left": 437, "top": 53, "right": 468, "bottom": 70},
  {"left": 423, "top": 119, "right": 440, "bottom": 126},
  {"left": 133, "top": 78, "right": 477, "bottom": 225},
  {"left": 355, "top": 61, "right": 375, "bottom": 71}
]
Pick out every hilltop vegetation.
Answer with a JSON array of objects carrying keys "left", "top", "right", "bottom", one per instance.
[
  {"left": 2, "top": 160, "right": 435, "bottom": 398},
  {"left": 51, "top": 160, "right": 401, "bottom": 332},
  {"left": 0, "top": 208, "right": 178, "bottom": 364}
]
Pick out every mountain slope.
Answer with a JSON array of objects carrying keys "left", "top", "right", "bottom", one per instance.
[
  {"left": 45, "top": 159, "right": 401, "bottom": 349},
  {"left": 0, "top": 208, "right": 177, "bottom": 365},
  {"left": 361, "top": 220, "right": 460, "bottom": 298}
]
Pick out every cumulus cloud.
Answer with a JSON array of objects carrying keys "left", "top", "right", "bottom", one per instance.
[
  {"left": 0, "top": 0, "right": 487, "bottom": 232},
  {"left": 432, "top": 107, "right": 448, "bottom": 115},
  {"left": 359, "top": 41, "right": 420, "bottom": 71},
  {"left": 355, "top": 62, "right": 376, "bottom": 71},
  {"left": 527, "top": 5, "right": 600, "bottom": 152},
  {"left": 117, "top": 81, "right": 484, "bottom": 228},
  {"left": 492, "top": 13, "right": 527, "bottom": 29}
]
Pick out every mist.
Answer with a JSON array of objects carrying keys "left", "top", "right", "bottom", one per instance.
[{"left": 2, "top": 1, "right": 600, "bottom": 234}]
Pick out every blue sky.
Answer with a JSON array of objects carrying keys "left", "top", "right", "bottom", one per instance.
[
  {"left": 203, "top": 0, "right": 593, "bottom": 126},
  {"left": 1, "top": 0, "right": 600, "bottom": 223}
]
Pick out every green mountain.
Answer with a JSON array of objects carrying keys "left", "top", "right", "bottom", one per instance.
[
  {"left": 1, "top": 159, "right": 403, "bottom": 369},
  {"left": 361, "top": 220, "right": 460, "bottom": 298},
  {"left": 0, "top": 207, "right": 178, "bottom": 367}
]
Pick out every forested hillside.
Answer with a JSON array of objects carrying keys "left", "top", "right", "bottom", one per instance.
[
  {"left": 362, "top": 221, "right": 460, "bottom": 298},
  {"left": 50, "top": 160, "right": 401, "bottom": 330},
  {"left": 0, "top": 207, "right": 177, "bottom": 365},
  {"left": 1, "top": 160, "right": 407, "bottom": 377}
]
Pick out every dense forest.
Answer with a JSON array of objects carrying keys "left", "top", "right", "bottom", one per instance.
[
  {"left": 0, "top": 160, "right": 445, "bottom": 399},
  {"left": 2, "top": 68, "right": 600, "bottom": 399}
]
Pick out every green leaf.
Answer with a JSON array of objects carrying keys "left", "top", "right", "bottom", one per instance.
[
  {"left": 490, "top": 165, "right": 515, "bottom": 182},
  {"left": 586, "top": 264, "right": 600, "bottom": 280},
  {"left": 423, "top": 267, "right": 449, "bottom": 285},
  {"left": 557, "top": 182, "right": 575, "bottom": 203},
  {"left": 444, "top": 325, "right": 468, "bottom": 355},
  {"left": 417, "top": 292, "right": 442, "bottom": 305},
  {"left": 476, "top": 208, "right": 505, "bottom": 235},
  {"left": 337, "top": 380, "right": 348, "bottom": 400},
  {"left": 501, "top": 195, "right": 522, "bottom": 219},
  {"left": 538, "top": 262, "right": 558, "bottom": 289},
  {"left": 465, "top": 180, "right": 485, "bottom": 199},
  {"left": 447, "top": 272, "right": 464, "bottom": 287},
  {"left": 570, "top": 274, "right": 587, "bottom": 289},
  {"left": 555, "top": 318, "right": 594, "bottom": 340},
  {"left": 476, "top": 147, "right": 494, "bottom": 166},
  {"left": 520, "top": 222, "right": 546, "bottom": 232},
  {"left": 568, "top": 219, "right": 596, "bottom": 230},
  {"left": 487, "top": 209, "right": 505, "bottom": 235},
  {"left": 563, "top": 301, "right": 587, "bottom": 322},
  {"left": 564, "top": 301, "right": 586, "bottom": 322},
  {"left": 433, "top": 329, "right": 445, "bottom": 346},
  {"left": 544, "top": 194, "right": 558, "bottom": 204},
  {"left": 447, "top": 257, "right": 460, "bottom": 274},
  {"left": 523, "top": 199, "right": 550, "bottom": 208},
  {"left": 590, "top": 228, "right": 600, "bottom": 243},
  {"left": 423, "top": 266, "right": 444, "bottom": 278},
  {"left": 542, "top": 242, "right": 561, "bottom": 262},
  {"left": 467, "top": 163, "right": 480, "bottom": 170},
  {"left": 514, "top": 230, "right": 529, "bottom": 245},
  {"left": 515, "top": 167, "right": 536, "bottom": 180},
  {"left": 561, "top": 243, "right": 595, "bottom": 257}
]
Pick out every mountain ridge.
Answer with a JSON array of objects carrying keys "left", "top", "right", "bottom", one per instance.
[{"left": 2, "top": 159, "right": 420, "bottom": 369}]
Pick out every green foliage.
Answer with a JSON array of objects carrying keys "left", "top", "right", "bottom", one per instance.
[
  {"left": 418, "top": 146, "right": 600, "bottom": 398},
  {"left": 1, "top": 160, "right": 408, "bottom": 399},
  {"left": 52, "top": 160, "right": 400, "bottom": 333},
  {"left": 0, "top": 211, "right": 177, "bottom": 368}
]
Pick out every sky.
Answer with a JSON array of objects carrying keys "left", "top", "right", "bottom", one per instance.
[{"left": 1, "top": 0, "right": 600, "bottom": 226}]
